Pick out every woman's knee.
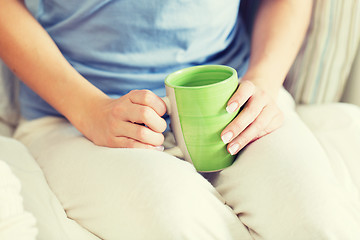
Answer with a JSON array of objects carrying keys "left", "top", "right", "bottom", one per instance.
[
  {"left": 214, "top": 136, "right": 360, "bottom": 240},
  {"left": 101, "top": 151, "right": 231, "bottom": 239},
  {"left": 43, "top": 147, "right": 235, "bottom": 239}
]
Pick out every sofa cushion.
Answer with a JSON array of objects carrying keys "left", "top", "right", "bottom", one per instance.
[{"left": 297, "top": 103, "right": 360, "bottom": 196}]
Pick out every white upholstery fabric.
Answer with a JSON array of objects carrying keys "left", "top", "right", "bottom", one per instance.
[
  {"left": 0, "top": 136, "right": 100, "bottom": 240},
  {"left": 297, "top": 103, "right": 360, "bottom": 194}
]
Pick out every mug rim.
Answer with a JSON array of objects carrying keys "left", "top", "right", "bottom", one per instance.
[{"left": 165, "top": 65, "right": 237, "bottom": 89}]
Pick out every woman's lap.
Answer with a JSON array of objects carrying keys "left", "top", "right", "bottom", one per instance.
[
  {"left": 14, "top": 89, "right": 360, "bottom": 239},
  {"left": 212, "top": 105, "right": 360, "bottom": 239},
  {"left": 13, "top": 117, "right": 251, "bottom": 240}
]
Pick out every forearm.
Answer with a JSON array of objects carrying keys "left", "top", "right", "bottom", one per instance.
[
  {"left": 0, "top": 0, "right": 108, "bottom": 128},
  {"left": 244, "top": 0, "right": 312, "bottom": 98}
]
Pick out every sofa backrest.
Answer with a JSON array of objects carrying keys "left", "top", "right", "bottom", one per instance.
[
  {"left": 0, "top": 60, "right": 20, "bottom": 127},
  {"left": 342, "top": 45, "right": 360, "bottom": 106},
  {"left": 241, "top": 0, "right": 359, "bottom": 106},
  {"left": 284, "top": 0, "right": 360, "bottom": 105}
]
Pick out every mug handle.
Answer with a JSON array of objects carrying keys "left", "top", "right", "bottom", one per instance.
[
  {"left": 161, "top": 96, "right": 172, "bottom": 115},
  {"left": 160, "top": 96, "right": 184, "bottom": 159}
]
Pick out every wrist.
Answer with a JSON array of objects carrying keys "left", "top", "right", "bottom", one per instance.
[
  {"left": 241, "top": 68, "right": 284, "bottom": 100},
  {"left": 64, "top": 87, "right": 110, "bottom": 134}
]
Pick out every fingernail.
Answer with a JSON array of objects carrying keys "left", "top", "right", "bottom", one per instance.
[
  {"left": 221, "top": 132, "right": 233, "bottom": 144},
  {"left": 155, "top": 145, "right": 165, "bottom": 151},
  {"left": 228, "top": 143, "right": 240, "bottom": 155},
  {"left": 226, "top": 102, "right": 239, "bottom": 113}
]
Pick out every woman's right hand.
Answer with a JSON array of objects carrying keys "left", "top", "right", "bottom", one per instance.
[
  {"left": 79, "top": 90, "right": 167, "bottom": 150},
  {"left": 0, "top": 2, "right": 165, "bottom": 151}
]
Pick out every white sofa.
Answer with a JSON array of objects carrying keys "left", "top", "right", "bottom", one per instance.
[{"left": 0, "top": 0, "right": 359, "bottom": 239}]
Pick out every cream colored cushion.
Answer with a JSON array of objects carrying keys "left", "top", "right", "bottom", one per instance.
[{"left": 297, "top": 103, "right": 360, "bottom": 192}]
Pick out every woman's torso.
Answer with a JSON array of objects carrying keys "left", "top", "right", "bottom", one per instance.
[{"left": 20, "top": 0, "right": 250, "bottom": 119}]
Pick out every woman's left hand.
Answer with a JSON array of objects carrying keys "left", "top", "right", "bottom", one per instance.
[{"left": 221, "top": 80, "right": 284, "bottom": 155}]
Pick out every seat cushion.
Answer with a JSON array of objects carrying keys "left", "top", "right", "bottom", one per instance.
[{"left": 297, "top": 103, "right": 360, "bottom": 198}]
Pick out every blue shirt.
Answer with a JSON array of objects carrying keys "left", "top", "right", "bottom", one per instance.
[{"left": 20, "top": 0, "right": 250, "bottom": 119}]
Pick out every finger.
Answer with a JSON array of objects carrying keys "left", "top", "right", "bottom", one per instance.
[
  {"left": 106, "top": 136, "right": 164, "bottom": 151},
  {"left": 226, "top": 105, "right": 276, "bottom": 155},
  {"left": 116, "top": 121, "right": 165, "bottom": 146},
  {"left": 125, "top": 104, "right": 167, "bottom": 133},
  {"left": 221, "top": 92, "right": 267, "bottom": 144},
  {"left": 128, "top": 90, "right": 167, "bottom": 116},
  {"left": 226, "top": 80, "right": 256, "bottom": 113},
  {"left": 254, "top": 111, "right": 284, "bottom": 140}
]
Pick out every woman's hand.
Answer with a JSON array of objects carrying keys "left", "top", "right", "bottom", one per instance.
[
  {"left": 218, "top": 0, "right": 312, "bottom": 156},
  {"left": 221, "top": 80, "right": 284, "bottom": 155},
  {"left": 81, "top": 90, "right": 167, "bottom": 150}
]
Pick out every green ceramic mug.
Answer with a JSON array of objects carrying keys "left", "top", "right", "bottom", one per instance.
[{"left": 163, "top": 65, "right": 240, "bottom": 172}]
